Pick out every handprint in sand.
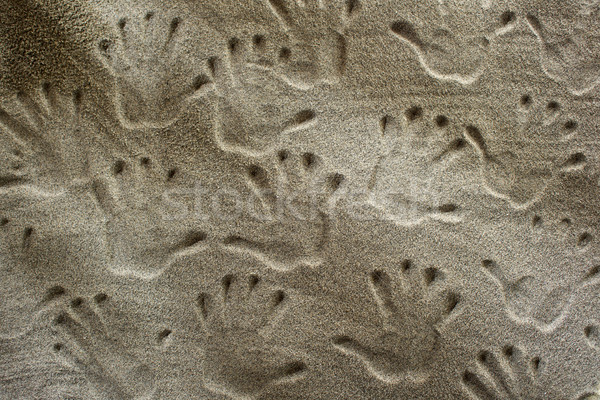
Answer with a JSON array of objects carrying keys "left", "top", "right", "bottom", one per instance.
[
  {"left": 98, "top": 12, "right": 214, "bottom": 128},
  {"left": 223, "top": 149, "right": 344, "bottom": 271},
  {"left": 462, "top": 345, "right": 544, "bottom": 400},
  {"left": 332, "top": 265, "right": 461, "bottom": 385},
  {"left": 0, "top": 83, "right": 85, "bottom": 189},
  {"left": 51, "top": 294, "right": 156, "bottom": 400},
  {"left": 88, "top": 154, "right": 209, "bottom": 279},
  {"left": 462, "top": 94, "right": 579, "bottom": 209},
  {"left": 261, "top": 0, "right": 359, "bottom": 89},
  {"left": 389, "top": 0, "right": 515, "bottom": 84},
  {"left": 525, "top": 2, "right": 600, "bottom": 95},
  {"left": 368, "top": 109, "right": 467, "bottom": 226},
  {"left": 196, "top": 273, "right": 307, "bottom": 398},
  {"left": 210, "top": 33, "right": 320, "bottom": 156}
]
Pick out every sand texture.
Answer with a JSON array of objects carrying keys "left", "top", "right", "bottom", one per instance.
[{"left": 1, "top": 0, "right": 600, "bottom": 399}]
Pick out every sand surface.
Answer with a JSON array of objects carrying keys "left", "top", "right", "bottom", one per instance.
[{"left": 1, "top": 0, "right": 600, "bottom": 399}]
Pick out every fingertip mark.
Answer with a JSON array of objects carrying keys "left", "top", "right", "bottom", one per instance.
[{"left": 94, "top": 293, "right": 108, "bottom": 304}]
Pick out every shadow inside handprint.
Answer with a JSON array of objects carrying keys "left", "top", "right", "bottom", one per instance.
[
  {"left": 51, "top": 294, "right": 156, "bottom": 400},
  {"left": 196, "top": 273, "right": 307, "bottom": 398},
  {"left": 585, "top": 322, "right": 600, "bottom": 351},
  {"left": 332, "top": 265, "right": 461, "bottom": 385}
]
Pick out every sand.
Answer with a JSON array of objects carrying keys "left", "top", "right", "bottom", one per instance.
[{"left": 0, "top": 0, "right": 599, "bottom": 399}]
